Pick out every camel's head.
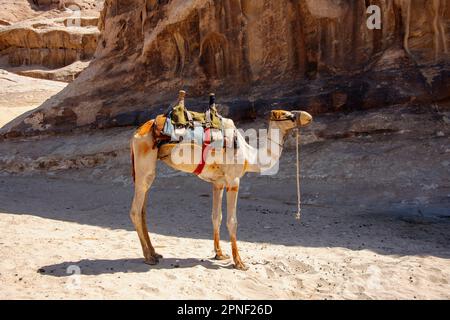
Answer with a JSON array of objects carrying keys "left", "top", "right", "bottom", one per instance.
[{"left": 270, "top": 110, "right": 313, "bottom": 129}]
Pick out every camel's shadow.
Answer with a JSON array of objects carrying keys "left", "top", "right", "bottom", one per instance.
[
  {"left": 39, "top": 257, "right": 231, "bottom": 277},
  {"left": 1, "top": 174, "right": 449, "bottom": 259}
]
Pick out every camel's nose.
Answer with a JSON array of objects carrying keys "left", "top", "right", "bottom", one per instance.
[{"left": 292, "top": 111, "right": 313, "bottom": 127}]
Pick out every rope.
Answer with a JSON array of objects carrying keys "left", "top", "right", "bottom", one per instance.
[{"left": 295, "top": 128, "right": 301, "bottom": 221}]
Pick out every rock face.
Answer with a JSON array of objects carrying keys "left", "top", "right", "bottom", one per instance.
[
  {"left": 0, "top": 1, "right": 101, "bottom": 85},
  {"left": 0, "top": 0, "right": 41, "bottom": 23},
  {"left": 1, "top": 0, "right": 449, "bottom": 137},
  {"left": 0, "top": 21, "right": 99, "bottom": 68},
  {"left": 0, "top": 70, "right": 67, "bottom": 128}
]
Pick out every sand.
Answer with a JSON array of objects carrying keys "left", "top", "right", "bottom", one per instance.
[
  {"left": 0, "top": 66, "right": 449, "bottom": 299},
  {"left": 0, "top": 70, "right": 67, "bottom": 128},
  {"left": 0, "top": 175, "right": 449, "bottom": 299}
]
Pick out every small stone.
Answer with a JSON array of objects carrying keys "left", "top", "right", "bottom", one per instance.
[{"left": 442, "top": 117, "right": 450, "bottom": 124}]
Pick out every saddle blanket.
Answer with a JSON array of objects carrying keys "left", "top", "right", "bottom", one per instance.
[{"left": 162, "top": 115, "right": 225, "bottom": 148}]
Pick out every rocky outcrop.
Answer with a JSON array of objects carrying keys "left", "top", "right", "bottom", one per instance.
[
  {"left": 0, "top": 21, "right": 99, "bottom": 68},
  {"left": 15, "top": 60, "right": 91, "bottom": 82},
  {"left": 0, "top": 1, "right": 102, "bottom": 85},
  {"left": 0, "top": 0, "right": 100, "bottom": 24},
  {"left": 1, "top": 104, "right": 449, "bottom": 221},
  {"left": 0, "top": 0, "right": 41, "bottom": 24},
  {"left": 0, "top": 70, "right": 67, "bottom": 128},
  {"left": 1, "top": 0, "right": 449, "bottom": 137}
]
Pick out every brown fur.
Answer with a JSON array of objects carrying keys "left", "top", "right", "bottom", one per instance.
[
  {"left": 129, "top": 109, "right": 312, "bottom": 271},
  {"left": 230, "top": 234, "right": 244, "bottom": 268},
  {"left": 243, "top": 160, "right": 249, "bottom": 173},
  {"left": 152, "top": 115, "right": 171, "bottom": 148},
  {"left": 231, "top": 235, "right": 238, "bottom": 257},
  {"left": 137, "top": 120, "right": 154, "bottom": 136},
  {"left": 139, "top": 143, "right": 151, "bottom": 155},
  {"left": 270, "top": 110, "right": 292, "bottom": 121},
  {"left": 154, "top": 115, "right": 168, "bottom": 136},
  {"left": 214, "top": 230, "right": 221, "bottom": 253}
]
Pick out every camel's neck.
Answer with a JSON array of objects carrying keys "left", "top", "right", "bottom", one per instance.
[{"left": 244, "top": 121, "right": 290, "bottom": 174}]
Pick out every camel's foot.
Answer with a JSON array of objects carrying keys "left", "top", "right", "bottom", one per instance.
[
  {"left": 233, "top": 260, "right": 249, "bottom": 271},
  {"left": 144, "top": 256, "right": 159, "bottom": 265},
  {"left": 153, "top": 252, "right": 163, "bottom": 259},
  {"left": 214, "top": 253, "right": 230, "bottom": 261},
  {"left": 144, "top": 252, "right": 163, "bottom": 265}
]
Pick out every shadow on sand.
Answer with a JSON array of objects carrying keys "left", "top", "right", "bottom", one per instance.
[
  {"left": 38, "top": 257, "right": 232, "bottom": 277},
  {"left": 1, "top": 175, "right": 449, "bottom": 260}
]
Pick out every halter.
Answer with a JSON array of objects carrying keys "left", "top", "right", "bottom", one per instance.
[
  {"left": 269, "top": 111, "right": 302, "bottom": 221},
  {"left": 267, "top": 137, "right": 284, "bottom": 149},
  {"left": 270, "top": 110, "right": 296, "bottom": 122}
]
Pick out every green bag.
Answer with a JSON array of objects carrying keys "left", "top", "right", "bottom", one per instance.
[
  {"left": 168, "top": 91, "right": 222, "bottom": 129},
  {"left": 171, "top": 102, "right": 189, "bottom": 126}
]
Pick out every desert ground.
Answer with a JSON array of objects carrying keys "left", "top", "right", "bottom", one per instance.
[
  {"left": 1, "top": 1, "right": 449, "bottom": 300},
  {"left": 0, "top": 77, "right": 449, "bottom": 298},
  {"left": 0, "top": 173, "right": 449, "bottom": 299}
]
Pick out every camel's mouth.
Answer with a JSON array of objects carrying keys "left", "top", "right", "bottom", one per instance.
[
  {"left": 292, "top": 111, "right": 313, "bottom": 127},
  {"left": 270, "top": 110, "right": 312, "bottom": 127}
]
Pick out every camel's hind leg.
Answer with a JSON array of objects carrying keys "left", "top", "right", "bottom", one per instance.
[
  {"left": 226, "top": 178, "right": 248, "bottom": 270},
  {"left": 212, "top": 183, "right": 229, "bottom": 260},
  {"left": 130, "top": 137, "right": 162, "bottom": 265}
]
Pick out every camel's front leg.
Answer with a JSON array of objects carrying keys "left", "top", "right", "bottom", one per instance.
[
  {"left": 212, "top": 183, "right": 229, "bottom": 260},
  {"left": 130, "top": 176, "right": 162, "bottom": 265},
  {"left": 129, "top": 140, "right": 162, "bottom": 265},
  {"left": 226, "top": 178, "right": 248, "bottom": 270}
]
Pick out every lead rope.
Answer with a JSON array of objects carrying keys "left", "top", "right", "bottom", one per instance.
[{"left": 295, "top": 128, "right": 301, "bottom": 221}]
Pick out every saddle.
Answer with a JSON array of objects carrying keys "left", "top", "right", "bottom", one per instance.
[
  {"left": 153, "top": 91, "right": 230, "bottom": 149},
  {"left": 137, "top": 91, "right": 239, "bottom": 175}
]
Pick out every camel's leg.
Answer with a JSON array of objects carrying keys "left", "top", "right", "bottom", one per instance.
[
  {"left": 212, "top": 183, "right": 229, "bottom": 260},
  {"left": 129, "top": 138, "right": 162, "bottom": 265},
  {"left": 226, "top": 178, "right": 248, "bottom": 270}
]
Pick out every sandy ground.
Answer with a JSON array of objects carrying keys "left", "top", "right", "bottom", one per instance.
[
  {"left": 0, "top": 174, "right": 449, "bottom": 299},
  {"left": 0, "top": 70, "right": 67, "bottom": 128},
  {"left": 1, "top": 0, "right": 448, "bottom": 301},
  {"left": 0, "top": 65, "right": 449, "bottom": 299}
]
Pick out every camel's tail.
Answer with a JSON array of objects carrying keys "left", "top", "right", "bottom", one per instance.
[{"left": 130, "top": 140, "right": 135, "bottom": 184}]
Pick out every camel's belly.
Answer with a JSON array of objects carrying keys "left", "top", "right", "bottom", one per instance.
[{"left": 158, "top": 143, "right": 226, "bottom": 179}]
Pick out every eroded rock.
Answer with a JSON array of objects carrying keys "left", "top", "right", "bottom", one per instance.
[
  {"left": 0, "top": 0, "right": 102, "bottom": 84},
  {"left": 1, "top": 0, "right": 449, "bottom": 137}
]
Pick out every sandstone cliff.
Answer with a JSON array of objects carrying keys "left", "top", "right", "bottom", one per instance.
[
  {"left": 0, "top": 1, "right": 101, "bottom": 83},
  {"left": 1, "top": 0, "right": 449, "bottom": 137}
]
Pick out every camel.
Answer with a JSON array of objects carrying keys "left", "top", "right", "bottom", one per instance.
[{"left": 129, "top": 93, "right": 312, "bottom": 270}]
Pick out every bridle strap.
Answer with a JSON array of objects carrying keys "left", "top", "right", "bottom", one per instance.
[
  {"left": 270, "top": 118, "right": 295, "bottom": 122},
  {"left": 267, "top": 137, "right": 284, "bottom": 149}
]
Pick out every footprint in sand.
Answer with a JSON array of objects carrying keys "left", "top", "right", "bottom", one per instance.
[
  {"left": 237, "top": 278, "right": 277, "bottom": 299},
  {"left": 264, "top": 265, "right": 276, "bottom": 278},
  {"left": 428, "top": 274, "right": 448, "bottom": 284},
  {"left": 165, "top": 273, "right": 177, "bottom": 280},
  {"left": 140, "top": 284, "right": 160, "bottom": 294},
  {"left": 289, "top": 259, "right": 315, "bottom": 274},
  {"left": 294, "top": 278, "right": 305, "bottom": 289}
]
